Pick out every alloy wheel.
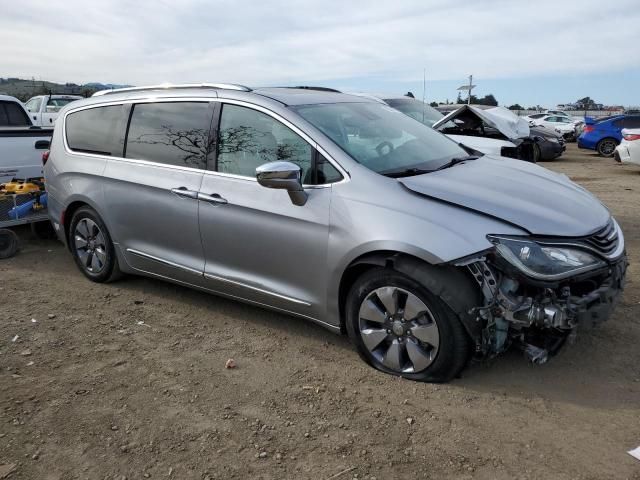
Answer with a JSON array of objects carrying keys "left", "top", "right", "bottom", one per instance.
[
  {"left": 599, "top": 139, "right": 617, "bottom": 156},
  {"left": 73, "top": 218, "right": 107, "bottom": 274},
  {"left": 358, "top": 286, "right": 440, "bottom": 374}
]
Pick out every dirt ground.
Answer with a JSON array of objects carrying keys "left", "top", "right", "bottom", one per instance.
[{"left": 1, "top": 144, "right": 639, "bottom": 480}]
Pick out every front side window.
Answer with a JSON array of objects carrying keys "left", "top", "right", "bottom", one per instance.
[
  {"left": 126, "top": 102, "right": 211, "bottom": 169},
  {"left": 294, "top": 102, "right": 468, "bottom": 175},
  {"left": 66, "top": 105, "right": 128, "bottom": 155},
  {"left": 217, "top": 104, "right": 314, "bottom": 180}
]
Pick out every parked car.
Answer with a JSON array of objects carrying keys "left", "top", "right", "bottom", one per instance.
[
  {"left": 44, "top": 84, "right": 626, "bottom": 382},
  {"left": 614, "top": 128, "right": 640, "bottom": 166},
  {"left": 527, "top": 115, "right": 579, "bottom": 140},
  {"left": 355, "top": 95, "right": 524, "bottom": 159},
  {"left": 578, "top": 114, "right": 640, "bottom": 156},
  {"left": 24, "top": 94, "right": 82, "bottom": 127},
  {"left": 432, "top": 104, "right": 565, "bottom": 161},
  {"left": 0, "top": 95, "right": 52, "bottom": 182}
]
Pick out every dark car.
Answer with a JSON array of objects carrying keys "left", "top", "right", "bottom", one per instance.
[{"left": 529, "top": 125, "right": 566, "bottom": 161}]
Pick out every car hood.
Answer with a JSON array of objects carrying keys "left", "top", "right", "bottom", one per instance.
[
  {"left": 399, "top": 156, "right": 610, "bottom": 237},
  {"left": 433, "top": 105, "right": 530, "bottom": 140}
]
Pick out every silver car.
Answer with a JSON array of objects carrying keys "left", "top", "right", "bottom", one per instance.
[{"left": 44, "top": 84, "right": 627, "bottom": 382}]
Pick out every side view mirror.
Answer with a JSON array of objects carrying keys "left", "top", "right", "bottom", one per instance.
[{"left": 256, "top": 161, "right": 307, "bottom": 206}]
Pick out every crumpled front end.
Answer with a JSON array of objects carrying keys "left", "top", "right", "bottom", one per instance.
[{"left": 459, "top": 218, "right": 627, "bottom": 364}]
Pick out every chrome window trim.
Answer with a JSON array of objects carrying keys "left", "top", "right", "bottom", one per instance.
[{"left": 62, "top": 97, "right": 350, "bottom": 188}]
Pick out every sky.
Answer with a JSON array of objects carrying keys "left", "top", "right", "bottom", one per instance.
[{"left": 1, "top": 0, "right": 639, "bottom": 108}]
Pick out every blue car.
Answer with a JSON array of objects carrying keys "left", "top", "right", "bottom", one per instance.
[{"left": 578, "top": 114, "right": 640, "bottom": 156}]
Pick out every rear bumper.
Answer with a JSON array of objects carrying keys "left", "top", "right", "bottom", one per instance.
[
  {"left": 577, "top": 136, "right": 597, "bottom": 150},
  {"left": 616, "top": 144, "right": 640, "bottom": 166}
]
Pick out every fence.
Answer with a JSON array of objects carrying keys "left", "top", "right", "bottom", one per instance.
[{"left": 511, "top": 109, "right": 624, "bottom": 119}]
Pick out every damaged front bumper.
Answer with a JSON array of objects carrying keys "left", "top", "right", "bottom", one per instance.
[{"left": 462, "top": 223, "right": 627, "bottom": 363}]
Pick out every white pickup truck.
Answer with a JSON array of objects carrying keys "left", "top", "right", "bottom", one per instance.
[
  {"left": 23, "top": 94, "right": 82, "bottom": 127},
  {"left": 0, "top": 95, "right": 53, "bottom": 182}
]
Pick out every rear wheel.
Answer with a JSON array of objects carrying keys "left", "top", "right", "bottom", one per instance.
[
  {"left": 69, "top": 207, "right": 121, "bottom": 282},
  {"left": 345, "top": 268, "right": 471, "bottom": 382},
  {"left": 0, "top": 229, "right": 19, "bottom": 259},
  {"left": 597, "top": 138, "right": 618, "bottom": 157}
]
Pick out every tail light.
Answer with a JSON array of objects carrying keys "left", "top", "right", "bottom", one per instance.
[
  {"left": 42, "top": 150, "right": 50, "bottom": 165},
  {"left": 623, "top": 133, "right": 640, "bottom": 141},
  {"left": 582, "top": 125, "right": 595, "bottom": 133}
]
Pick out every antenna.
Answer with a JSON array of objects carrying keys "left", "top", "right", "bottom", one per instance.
[{"left": 422, "top": 68, "right": 426, "bottom": 123}]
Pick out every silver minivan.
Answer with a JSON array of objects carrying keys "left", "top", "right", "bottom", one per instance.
[{"left": 44, "top": 84, "right": 627, "bottom": 382}]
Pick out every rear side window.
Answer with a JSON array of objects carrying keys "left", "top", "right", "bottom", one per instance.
[
  {"left": 624, "top": 116, "right": 640, "bottom": 128},
  {"left": 66, "top": 105, "right": 128, "bottom": 155},
  {"left": 125, "top": 102, "right": 211, "bottom": 169},
  {"left": 0, "top": 101, "right": 31, "bottom": 127}
]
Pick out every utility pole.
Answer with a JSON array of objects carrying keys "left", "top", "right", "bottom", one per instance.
[{"left": 456, "top": 75, "right": 476, "bottom": 106}]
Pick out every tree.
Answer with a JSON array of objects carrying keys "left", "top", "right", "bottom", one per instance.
[
  {"left": 429, "top": 101, "right": 438, "bottom": 107},
  {"left": 576, "top": 97, "right": 597, "bottom": 109},
  {"left": 508, "top": 104, "right": 523, "bottom": 111}
]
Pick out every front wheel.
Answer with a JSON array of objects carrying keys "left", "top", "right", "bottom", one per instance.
[
  {"left": 345, "top": 268, "right": 471, "bottom": 382},
  {"left": 597, "top": 138, "right": 618, "bottom": 157}
]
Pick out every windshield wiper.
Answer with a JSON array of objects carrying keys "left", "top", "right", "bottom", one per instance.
[
  {"left": 434, "top": 155, "right": 479, "bottom": 171},
  {"left": 381, "top": 167, "right": 433, "bottom": 178}
]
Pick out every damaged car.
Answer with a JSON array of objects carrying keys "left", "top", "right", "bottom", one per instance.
[
  {"left": 45, "top": 85, "right": 626, "bottom": 383},
  {"left": 433, "top": 104, "right": 565, "bottom": 162}
]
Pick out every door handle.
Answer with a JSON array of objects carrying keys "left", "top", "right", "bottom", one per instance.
[
  {"left": 171, "top": 187, "right": 198, "bottom": 199},
  {"left": 198, "top": 192, "right": 228, "bottom": 205}
]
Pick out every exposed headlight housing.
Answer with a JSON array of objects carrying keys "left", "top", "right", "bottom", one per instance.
[{"left": 488, "top": 236, "right": 606, "bottom": 281}]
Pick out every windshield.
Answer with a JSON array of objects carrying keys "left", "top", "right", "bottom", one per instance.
[
  {"left": 383, "top": 98, "right": 443, "bottom": 127},
  {"left": 293, "top": 102, "right": 467, "bottom": 175}
]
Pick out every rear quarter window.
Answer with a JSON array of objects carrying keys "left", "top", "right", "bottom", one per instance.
[
  {"left": 0, "top": 101, "right": 31, "bottom": 127},
  {"left": 65, "top": 105, "right": 129, "bottom": 156}
]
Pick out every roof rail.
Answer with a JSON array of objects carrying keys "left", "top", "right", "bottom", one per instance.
[
  {"left": 284, "top": 86, "right": 342, "bottom": 93},
  {"left": 92, "top": 83, "right": 252, "bottom": 97}
]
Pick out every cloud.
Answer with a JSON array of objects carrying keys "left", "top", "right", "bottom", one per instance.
[{"left": 1, "top": 0, "right": 639, "bottom": 87}]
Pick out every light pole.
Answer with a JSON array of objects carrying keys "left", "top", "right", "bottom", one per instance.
[{"left": 457, "top": 75, "right": 476, "bottom": 105}]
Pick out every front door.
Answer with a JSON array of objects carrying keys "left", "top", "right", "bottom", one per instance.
[
  {"left": 103, "top": 101, "right": 214, "bottom": 284},
  {"left": 198, "top": 102, "right": 342, "bottom": 320}
]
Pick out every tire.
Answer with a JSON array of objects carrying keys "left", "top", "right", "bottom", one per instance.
[
  {"left": 532, "top": 143, "right": 541, "bottom": 163},
  {"left": 0, "top": 229, "right": 19, "bottom": 259},
  {"left": 69, "top": 206, "right": 121, "bottom": 283},
  {"left": 345, "top": 267, "right": 471, "bottom": 383},
  {"left": 596, "top": 138, "right": 618, "bottom": 157}
]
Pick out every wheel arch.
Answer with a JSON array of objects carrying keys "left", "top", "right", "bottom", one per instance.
[
  {"left": 336, "top": 250, "right": 482, "bottom": 343},
  {"left": 62, "top": 196, "right": 110, "bottom": 252}
]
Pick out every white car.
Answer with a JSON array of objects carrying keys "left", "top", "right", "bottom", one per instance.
[
  {"left": 527, "top": 115, "right": 577, "bottom": 138},
  {"left": 24, "top": 94, "right": 82, "bottom": 127},
  {"left": 615, "top": 128, "right": 640, "bottom": 166},
  {"left": 0, "top": 95, "right": 52, "bottom": 182}
]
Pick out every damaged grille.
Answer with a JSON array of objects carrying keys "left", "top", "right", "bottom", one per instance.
[{"left": 581, "top": 220, "right": 620, "bottom": 258}]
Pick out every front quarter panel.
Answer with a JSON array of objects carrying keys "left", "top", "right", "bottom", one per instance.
[{"left": 324, "top": 169, "right": 526, "bottom": 326}]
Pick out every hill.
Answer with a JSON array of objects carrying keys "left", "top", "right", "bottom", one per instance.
[{"left": 0, "top": 78, "right": 131, "bottom": 101}]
